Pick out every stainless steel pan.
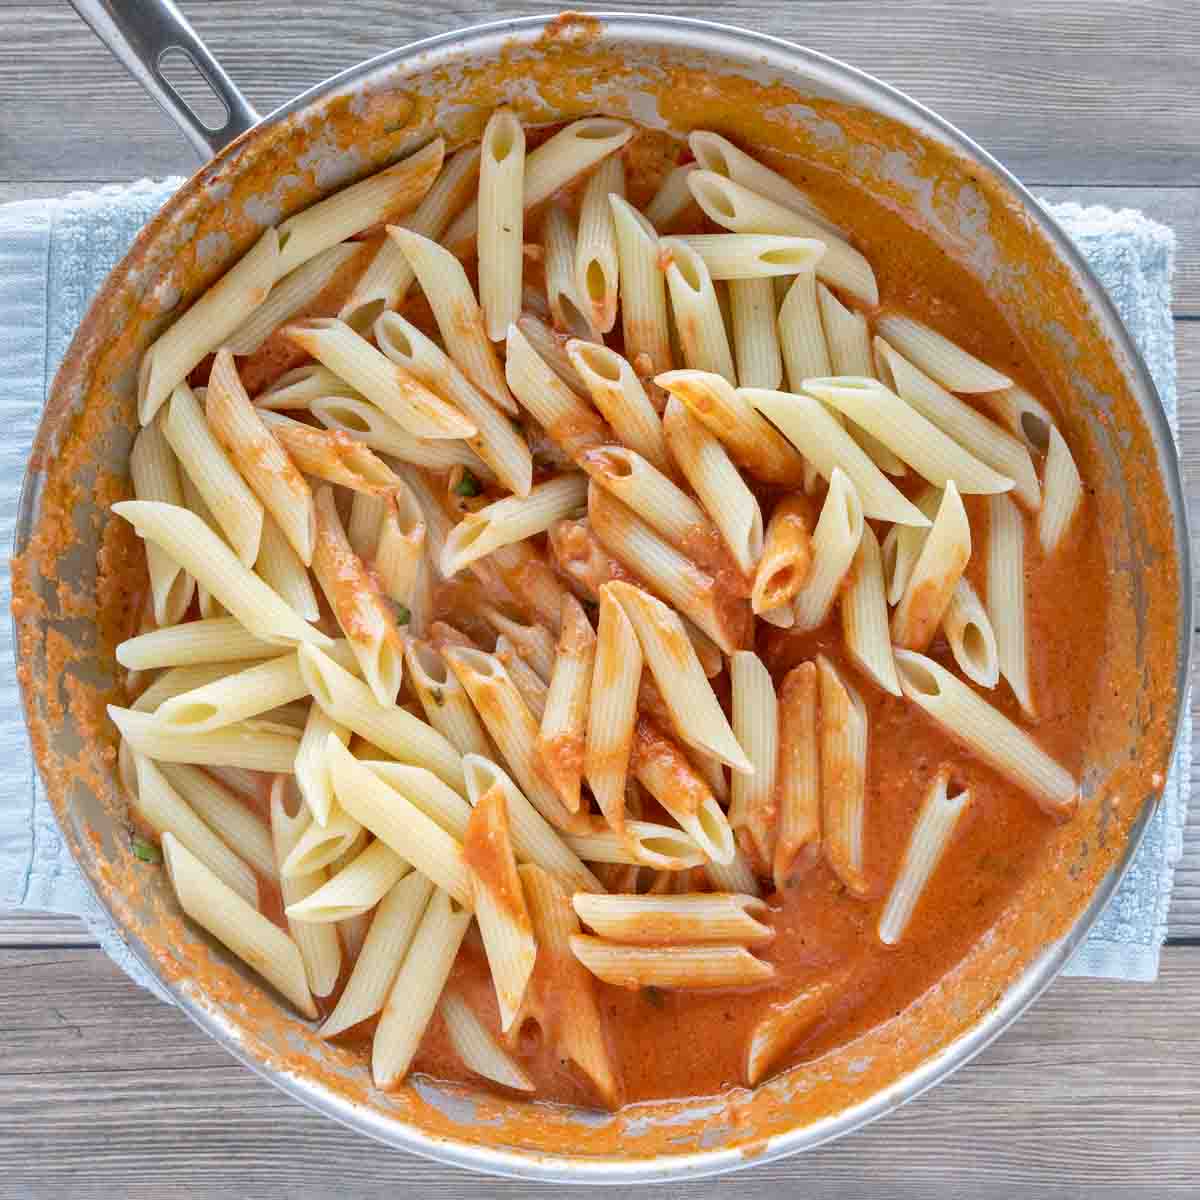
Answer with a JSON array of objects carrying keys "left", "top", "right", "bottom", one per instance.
[{"left": 15, "top": 0, "right": 1191, "bottom": 1180}]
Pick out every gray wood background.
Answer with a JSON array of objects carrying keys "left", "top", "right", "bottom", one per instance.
[{"left": 2, "top": 1, "right": 1198, "bottom": 1195}]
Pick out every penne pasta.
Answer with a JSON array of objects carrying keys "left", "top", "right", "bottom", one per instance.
[
  {"left": 565, "top": 816, "right": 705, "bottom": 872},
  {"left": 574, "top": 153, "right": 624, "bottom": 333},
  {"left": 705, "top": 846, "right": 762, "bottom": 897},
  {"left": 347, "top": 492, "right": 386, "bottom": 560},
  {"left": 516, "top": 314, "right": 589, "bottom": 397},
  {"left": 543, "top": 201, "right": 596, "bottom": 339},
  {"left": 570, "top": 936, "right": 773, "bottom": 990},
  {"left": 573, "top": 892, "right": 772, "bottom": 944},
  {"left": 878, "top": 768, "right": 970, "bottom": 945},
  {"left": 818, "top": 655, "right": 870, "bottom": 896},
  {"left": 255, "top": 513, "right": 320, "bottom": 622},
  {"left": 285, "top": 838, "right": 411, "bottom": 923},
  {"left": 729, "top": 651, "right": 780, "bottom": 869},
  {"left": 375, "top": 489, "right": 428, "bottom": 631},
  {"left": 773, "top": 661, "right": 821, "bottom": 890},
  {"left": 112, "top": 706, "right": 299, "bottom": 773},
  {"left": 294, "top": 702, "right": 350, "bottom": 826},
  {"left": 661, "top": 237, "right": 737, "bottom": 384},
  {"left": 875, "top": 314, "right": 1012, "bottom": 393},
  {"left": 153, "top": 651, "right": 306, "bottom": 736},
  {"left": 841, "top": 525, "right": 901, "bottom": 696},
  {"left": 477, "top": 109, "right": 526, "bottom": 341},
  {"left": 161, "top": 832, "right": 316, "bottom": 1017},
  {"left": 894, "top": 650, "right": 1077, "bottom": 817},
  {"left": 944, "top": 578, "right": 1000, "bottom": 689},
  {"left": 745, "top": 968, "right": 848, "bottom": 1085},
  {"left": 987, "top": 492, "right": 1036, "bottom": 716},
  {"left": 481, "top": 607, "right": 556, "bottom": 683},
  {"left": 494, "top": 635, "right": 548, "bottom": 720},
  {"left": 610, "top": 193, "right": 673, "bottom": 378},
  {"left": 1038, "top": 425, "right": 1083, "bottom": 554},
  {"left": 777, "top": 268, "right": 831, "bottom": 390},
  {"left": 404, "top": 639, "right": 492, "bottom": 758},
  {"left": 131, "top": 662, "right": 250, "bottom": 714},
  {"left": 792, "top": 468, "right": 864, "bottom": 633},
  {"left": 729, "top": 277, "right": 783, "bottom": 390},
  {"left": 372, "top": 888, "right": 473, "bottom": 1088},
  {"left": 676, "top": 233, "right": 824, "bottom": 280},
  {"left": 139, "top": 229, "right": 280, "bottom": 424},
  {"left": 162, "top": 383, "right": 265, "bottom": 568},
  {"left": 537, "top": 594, "right": 596, "bottom": 813},
  {"left": 688, "top": 170, "right": 878, "bottom": 305},
  {"left": 362, "top": 761, "right": 472, "bottom": 842},
  {"left": 254, "top": 363, "right": 357, "bottom": 411},
  {"left": 750, "top": 494, "right": 811, "bottom": 620},
  {"left": 440, "top": 989, "right": 535, "bottom": 1092},
  {"left": 320, "top": 870, "right": 435, "bottom": 1039},
  {"left": 279, "top": 803, "right": 365, "bottom": 878},
  {"left": 178, "top": 471, "right": 224, "bottom": 618},
  {"left": 644, "top": 161, "right": 698, "bottom": 232},
  {"left": 979, "top": 384, "right": 1054, "bottom": 455},
  {"left": 257, "top": 411, "right": 400, "bottom": 496}
]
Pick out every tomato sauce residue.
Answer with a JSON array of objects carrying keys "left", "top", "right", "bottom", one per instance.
[{"left": 14, "top": 25, "right": 1181, "bottom": 1165}]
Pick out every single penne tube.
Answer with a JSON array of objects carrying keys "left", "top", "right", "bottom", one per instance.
[
  {"left": 803, "top": 376, "right": 1014, "bottom": 494},
  {"left": 688, "top": 170, "right": 877, "bottom": 305},
  {"left": 1038, "top": 425, "right": 1083, "bottom": 554},
  {"left": 477, "top": 109, "right": 526, "bottom": 341},
  {"left": 574, "top": 153, "right": 623, "bottom": 333},
  {"left": 270, "top": 778, "right": 342, "bottom": 997},
  {"left": 254, "top": 363, "right": 357, "bottom": 411},
  {"left": 675, "top": 233, "right": 824, "bottom": 280},
  {"left": 570, "top": 936, "right": 773, "bottom": 990},
  {"left": 294, "top": 701, "right": 350, "bottom": 826},
  {"left": 285, "top": 316, "right": 475, "bottom": 439},
  {"left": 274, "top": 137, "right": 443, "bottom": 274},
  {"left": 644, "top": 161, "right": 698, "bottom": 231},
  {"left": 177, "top": 471, "right": 223, "bottom": 618},
  {"left": 462, "top": 755, "right": 602, "bottom": 894},
  {"left": 153, "top": 651, "right": 306, "bottom": 735},
  {"left": 340, "top": 145, "right": 482, "bottom": 329},
  {"left": 688, "top": 131, "right": 838, "bottom": 228},
  {"left": 584, "top": 585, "right": 643, "bottom": 831},
  {"left": 285, "top": 837, "right": 410, "bottom": 923},
  {"left": 875, "top": 313, "right": 1012, "bottom": 393},
  {"left": 661, "top": 237, "right": 736, "bottom": 384},
  {"left": 573, "top": 891, "right": 771, "bottom": 945},
  {"left": 792, "top": 468, "right": 864, "bottom": 633},
  {"left": 892, "top": 481, "right": 970, "bottom": 651},
  {"left": 151, "top": 754, "right": 280, "bottom": 872},
  {"left": 656, "top": 369, "right": 804, "bottom": 485},
  {"left": 504, "top": 322, "right": 609, "bottom": 460},
  {"left": 113, "top": 501, "right": 330, "bottom": 649},
  {"left": 440, "top": 473, "right": 588, "bottom": 577},
  {"left": 543, "top": 201, "right": 596, "bottom": 339},
  {"left": 752, "top": 495, "right": 812, "bottom": 616},
  {"left": 227, "top": 242, "right": 363, "bottom": 356},
  {"left": 374, "top": 488, "right": 427, "bottom": 620},
  {"left": 372, "top": 887, "right": 473, "bottom": 1088},
  {"left": 162, "top": 383, "right": 265, "bottom": 567},
  {"left": 255, "top": 513, "right": 320, "bottom": 622},
  {"left": 308, "top": 392, "right": 497, "bottom": 481},
  {"left": 588, "top": 484, "right": 749, "bottom": 655},
  {"left": 279, "top": 802, "right": 364, "bottom": 878},
  {"left": 566, "top": 341, "right": 669, "bottom": 471},
  {"left": 111, "top": 706, "right": 299, "bottom": 773},
  {"left": 745, "top": 968, "right": 848, "bottom": 1085},
  {"left": 632, "top": 719, "right": 737, "bottom": 865},
  {"left": 537, "top": 594, "right": 596, "bottom": 813},
  {"left": 818, "top": 655, "right": 869, "bottom": 896},
  {"left": 979, "top": 383, "right": 1054, "bottom": 454},
  {"left": 258, "top": 411, "right": 400, "bottom": 496},
  {"left": 516, "top": 314, "right": 589, "bottom": 396},
  {"left": 363, "top": 761, "right": 472, "bottom": 841},
  {"left": 987, "top": 492, "right": 1036, "bottom": 715},
  {"left": 389, "top": 462, "right": 455, "bottom": 582},
  {"left": 462, "top": 784, "right": 536, "bottom": 1030},
  {"left": 347, "top": 491, "right": 386, "bottom": 560},
  {"left": 446, "top": 116, "right": 633, "bottom": 249},
  {"left": 742, "top": 389, "right": 929, "bottom": 526},
  {"left": 481, "top": 607, "right": 557, "bottom": 683},
  {"left": 611, "top": 581, "right": 751, "bottom": 773},
  {"left": 405, "top": 639, "right": 491, "bottom": 758},
  {"left": 895, "top": 650, "right": 1076, "bottom": 817},
  {"left": 729, "top": 650, "right": 779, "bottom": 868},
  {"left": 204, "top": 764, "right": 263, "bottom": 803},
  {"left": 443, "top": 645, "right": 582, "bottom": 833},
  {"left": 139, "top": 228, "right": 280, "bottom": 424},
  {"left": 773, "top": 661, "right": 820, "bottom": 889},
  {"left": 516, "top": 864, "right": 620, "bottom": 1107},
  {"left": 389, "top": 227, "right": 516, "bottom": 415},
  {"left": 440, "top": 989, "right": 535, "bottom": 1092},
  {"left": 320, "top": 870, "right": 435, "bottom": 1038},
  {"left": 131, "top": 753, "right": 258, "bottom": 905},
  {"left": 778, "top": 268, "right": 831, "bottom": 389},
  {"left": 729, "top": 277, "right": 783, "bottom": 390},
  {"left": 841, "top": 525, "right": 901, "bottom": 696},
  {"left": 298, "top": 645, "right": 463, "bottom": 790},
  {"left": 874, "top": 336, "right": 1040, "bottom": 509},
  {"left": 326, "top": 737, "right": 471, "bottom": 905},
  {"left": 878, "top": 768, "right": 970, "bottom": 945},
  {"left": 373, "top": 312, "right": 532, "bottom": 496},
  {"left": 565, "top": 816, "right": 706, "bottom": 871},
  {"left": 495, "top": 635, "right": 548, "bottom": 721},
  {"left": 610, "top": 193, "right": 673, "bottom": 377},
  {"left": 944, "top": 577, "right": 1000, "bottom": 689},
  {"left": 879, "top": 483, "right": 940, "bottom": 605},
  {"left": 310, "top": 486, "right": 404, "bottom": 705},
  {"left": 662, "top": 396, "right": 764, "bottom": 576},
  {"left": 131, "top": 661, "right": 250, "bottom": 713},
  {"left": 130, "top": 416, "right": 195, "bottom": 625},
  {"left": 162, "top": 832, "right": 316, "bottom": 1017}
]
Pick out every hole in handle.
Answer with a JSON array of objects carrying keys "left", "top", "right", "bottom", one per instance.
[{"left": 157, "top": 47, "right": 229, "bottom": 132}]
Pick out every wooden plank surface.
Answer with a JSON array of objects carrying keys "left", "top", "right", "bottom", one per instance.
[{"left": 0, "top": 944, "right": 1198, "bottom": 1198}]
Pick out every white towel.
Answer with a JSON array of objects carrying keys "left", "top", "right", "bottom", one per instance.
[{"left": 0, "top": 180, "right": 1187, "bottom": 994}]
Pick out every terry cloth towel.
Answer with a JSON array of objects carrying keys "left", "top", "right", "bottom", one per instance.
[{"left": 0, "top": 181, "right": 1187, "bottom": 995}]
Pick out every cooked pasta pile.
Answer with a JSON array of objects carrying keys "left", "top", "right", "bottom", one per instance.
[{"left": 110, "top": 114, "right": 1085, "bottom": 1104}]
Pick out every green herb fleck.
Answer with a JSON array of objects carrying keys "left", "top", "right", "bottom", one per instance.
[
  {"left": 430, "top": 686, "right": 445, "bottom": 707},
  {"left": 394, "top": 602, "right": 411, "bottom": 626},
  {"left": 452, "top": 470, "right": 481, "bottom": 498},
  {"left": 132, "top": 837, "right": 162, "bottom": 864}
]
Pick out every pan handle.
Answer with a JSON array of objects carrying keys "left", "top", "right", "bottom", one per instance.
[{"left": 69, "top": 0, "right": 260, "bottom": 159}]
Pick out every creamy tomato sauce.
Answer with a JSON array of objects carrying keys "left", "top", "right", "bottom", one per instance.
[{"left": 179, "top": 121, "right": 1106, "bottom": 1111}]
